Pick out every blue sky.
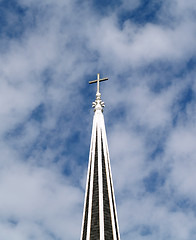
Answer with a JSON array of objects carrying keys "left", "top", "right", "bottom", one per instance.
[{"left": 0, "top": 0, "right": 196, "bottom": 239}]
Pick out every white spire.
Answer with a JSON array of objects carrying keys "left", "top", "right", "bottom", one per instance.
[{"left": 80, "top": 74, "right": 121, "bottom": 240}]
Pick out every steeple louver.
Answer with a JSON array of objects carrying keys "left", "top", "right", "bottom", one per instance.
[{"left": 80, "top": 74, "right": 121, "bottom": 240}]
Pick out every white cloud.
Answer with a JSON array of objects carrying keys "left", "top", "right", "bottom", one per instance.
[
  {"left": 0, "top": 0, "right": 196, "bottom": 239},
  {"left": 0, "top": 159, "right": 83, "bottom": 239}
]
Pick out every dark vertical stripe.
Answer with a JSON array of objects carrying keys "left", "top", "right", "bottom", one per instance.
[
  {"left": 102, "top": 140, "right": 113, "bottom": 240},
  {"left": 90, "top": 133, "right": 100, "bottom": 239},
  {"left": 82, "top": 158, "right": 92, "bottom": 240},
  {"left": 108, "top": 164, "right": 120, "bottom": 240}
]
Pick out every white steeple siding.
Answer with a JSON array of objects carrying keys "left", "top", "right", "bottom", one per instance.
[{"left": 80, "top": 75, "right": 121, "bottom": 240}]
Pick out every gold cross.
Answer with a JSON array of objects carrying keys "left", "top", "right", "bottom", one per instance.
[{"left": 89, "top": 73, "right": 108, "bottom": 93}]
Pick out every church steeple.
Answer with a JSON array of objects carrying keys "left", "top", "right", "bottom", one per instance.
[{"left": 80, "top": 74, "right": 121, "bottom": 240}]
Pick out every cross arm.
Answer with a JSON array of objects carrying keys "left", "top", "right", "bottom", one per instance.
[{"left": 89, "top": 77, "right": 108, "bottom": 84}]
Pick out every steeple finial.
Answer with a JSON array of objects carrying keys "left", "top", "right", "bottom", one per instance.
[{"left": 89, "top": 73, "right": 108, "bottom": 112}]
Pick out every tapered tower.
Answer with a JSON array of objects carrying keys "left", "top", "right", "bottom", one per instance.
[{"left": 80, "top": 74, "right": 121, "bottom": 240}]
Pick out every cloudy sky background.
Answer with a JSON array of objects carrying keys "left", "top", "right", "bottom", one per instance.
[{"left": 0, "top": 0, "right": 196, "bottom": 239}]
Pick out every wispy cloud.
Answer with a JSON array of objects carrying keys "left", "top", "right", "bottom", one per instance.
[{"left": 0, "top": 0, "right": 196, "bottom": 239}]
